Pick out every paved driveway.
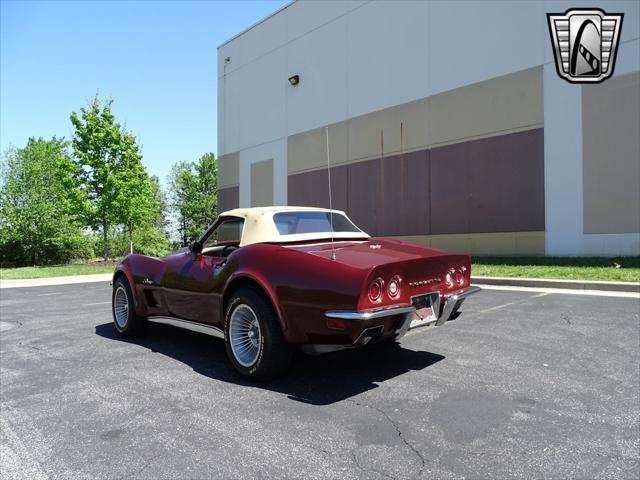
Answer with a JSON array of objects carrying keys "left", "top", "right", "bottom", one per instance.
[{"left": 1, "top": 282, "right": 638, "bottom": 479}]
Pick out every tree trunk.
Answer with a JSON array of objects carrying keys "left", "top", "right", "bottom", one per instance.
[
  {"left": 102, "top": 220, "right": 109, "bottom": 261},
  {"left": 31, "top": 234, "right": 39, "bottom": 266},
  {"left": 129, "top": 223, "right": 133, "bottom": 255}
]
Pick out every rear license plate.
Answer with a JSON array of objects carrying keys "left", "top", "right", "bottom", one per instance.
[{"left": 409, "top": 292, "right": 440, "bottom": 329}]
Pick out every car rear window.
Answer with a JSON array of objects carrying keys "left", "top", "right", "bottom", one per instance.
[{"left": 273, "top": 211, "right": 362, "bottom": 235}]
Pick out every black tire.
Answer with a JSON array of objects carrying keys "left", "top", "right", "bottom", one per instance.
[
  {"left": 224, "top": 287, "right": 292, "bottom": 381},
  {"left": 112, "top": 276, "right": 144, "bottom": 336}
]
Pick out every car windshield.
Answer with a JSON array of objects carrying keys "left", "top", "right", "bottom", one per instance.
[
  {"left": 205, "top": 218, "right": 244, "bottom": 246},
  {"left": 273, "top": 211, "right": 362, "bottom": 236}
]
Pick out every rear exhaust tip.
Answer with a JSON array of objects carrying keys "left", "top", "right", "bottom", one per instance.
[{"left": 354, "top": 325, "right": 384, "bottom": 345}]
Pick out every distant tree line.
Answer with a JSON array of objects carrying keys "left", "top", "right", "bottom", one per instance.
[{"left": 0, "top": 95, "right": 218, "bottom": 267}]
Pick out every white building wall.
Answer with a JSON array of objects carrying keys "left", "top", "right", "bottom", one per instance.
[
  {"left": 286, "top": 13, "right": 349, "bottom": 135},
  {"left": 219, "top": 0, "right": 640, "bottom": 254},
  {"left": 543, "top": 1, "right": 640, "bottom": 256},
  {"left": 219, "top": 0, "right": 562, "bottom": 154}
]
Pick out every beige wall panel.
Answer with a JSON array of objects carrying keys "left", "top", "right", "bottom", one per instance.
[
  {"left": 250, "top": 159, "right": 274, "bottom": 207},
  {"left": 287, "top": 122, "right": 348, "bottom": 174},
  {"left": 288, "top": 67, "right": 543, "bottom": 173},
  {"left": 347, "top": 98, "right": 429, "bottom": 162},
  {"left": 514, "top": 232, "right": 546, "bottom": 256},
  {"left": 583, "top": 72, "right": 640, "bottom": 234},
  {"left": 428, "top": 66, "right": 543, "bottom": 147},
  {"left": 429, "top": 234, "right": 471, "bottom": 254},
  {"left": 393, "top": 235, "right": 431, "bottom": 247},
  {"left": 218, "top": 152, "right": 240, "bottom": 188},
  {"left": 469, "top": 234, "right": 517, "bottom": 256},
  {"left": 391, "top": 232, "right": 545, "bottom": 256}
]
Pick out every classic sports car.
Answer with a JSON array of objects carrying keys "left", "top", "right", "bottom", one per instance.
[{"left": 112, "top": 207, "right": 480, "bottom": 380}]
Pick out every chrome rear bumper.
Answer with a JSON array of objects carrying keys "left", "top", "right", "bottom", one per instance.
[
  {"left": 325, "top": 305, "right": 416, "bottom": 321},
  {"left": 436, "top": 285, "right": 482, "bottom": 325},
  {"left": 325, "top": 285, "right": 481, "bottom": 337}
]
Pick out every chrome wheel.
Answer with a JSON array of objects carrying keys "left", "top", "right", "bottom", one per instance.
[
  {"left": 114, "top": 286, "right": 129, "bottom": 328},
  {"left": 229, "top": 304, "right": 261, "bottom": 367}
]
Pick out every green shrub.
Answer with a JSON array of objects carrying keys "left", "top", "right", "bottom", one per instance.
[
  {"left": 109, "top": 225, "right": 172, "bottom": 258},
  {"left": 0, "top": 229, "right": 94, "bottom": 267}
]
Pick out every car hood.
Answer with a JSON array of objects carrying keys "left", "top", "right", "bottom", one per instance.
[{"left": 286, "top": 238, "right": 452, "bottom": 270}]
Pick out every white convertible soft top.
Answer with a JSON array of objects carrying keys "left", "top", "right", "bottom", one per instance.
[{"left": 219, "top": 206, "right": 369, "bottom": 247}]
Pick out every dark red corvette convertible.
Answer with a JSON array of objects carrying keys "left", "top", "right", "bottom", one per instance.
[{"left": 112, "top": 207, "right": 480, "bottom": 380}]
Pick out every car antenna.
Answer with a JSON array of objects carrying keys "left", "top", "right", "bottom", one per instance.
[{"left": 325, "top": 126, "right": 336, "bottom": 261}]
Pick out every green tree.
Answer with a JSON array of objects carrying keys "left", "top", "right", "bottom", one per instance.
[
  {"left": 168, "top": 153, "right": 218, "bottom": 245},
  {"left": 110, "top": 174, "right": 172, "bottom": 257},
  {"left": 193, "top": 152, "right": 218, "bottom": 228},
  {"left": 130, "top": 175, "right": 171, "bottom": 257},
  {"left": 70, "top": 95, "right": 151, "bottom": 259},
  {"left": 148, "top": 175, "right": 169, "bottom": 232},
  {"left": 169, "top": 161, "right": 199, "bottom": 245},
  {"left": 0, "top": 138, "right": 93, "bottom": 266},
  {"left": 115, "top": 158, "right": 154, "bottom": 254}
]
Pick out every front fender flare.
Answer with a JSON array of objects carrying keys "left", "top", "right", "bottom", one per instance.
[{"left": 112, "top": 264, "right": 142, "bottom": 315}]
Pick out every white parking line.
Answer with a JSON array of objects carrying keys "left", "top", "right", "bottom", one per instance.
[
  {"left": 0, "top": 274, "right": 111, "bottom": 289},
  {"left": 475, "top": 292, "right": 549, "bottom": 315},
  {"left": 82, "top": 301, "right": 110, "bottom": 306},
  {"left": 475, "top": 284, "right": 640, "bottom": 299}
]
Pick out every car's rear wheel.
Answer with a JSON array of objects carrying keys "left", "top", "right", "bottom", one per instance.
[
  {"left": 224, "top": 287, "right": 292, "bottom": 381},
  {"left": 112, "top": 276, "right": 143, "bottom": 336}
]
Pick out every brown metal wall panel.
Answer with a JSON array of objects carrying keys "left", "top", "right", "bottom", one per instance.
[
  {"left": 347, "top": 159, "right": 382, "bottom": 235},
  {"left": 346, "top": 151, "right": 431, "bottom": 236},
  {"left": 287, "top": 128, "right": 544, "bottom": 237},
  {"left": 380, "top": 150, "right": 430, "bottom": 236},
  {"left": 495, "top": 128, "right": 544, "bottom": 232},
  {"left": 429, "top": 143, "right": 468, "bottom": 234},
  {"left": 218, "top": 186, "right": 239, "bottom": 213},
  {"left": 287, "top": 165, "right": 348, "bottom": 212},
  {"left": 430, "top": 128, "right": 544, "bottom": 234}
]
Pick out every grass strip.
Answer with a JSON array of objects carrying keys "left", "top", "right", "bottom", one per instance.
[
  {"left": 472, "top": 256, "right": 640, "bottom": 283},
  {"left": 0, "top": 263, "right": 115, "bottom": 280}
]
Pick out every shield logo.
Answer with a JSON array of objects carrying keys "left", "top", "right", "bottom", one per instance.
[{"left": 547, "top": 8, "right": 624, "bottom": 84}]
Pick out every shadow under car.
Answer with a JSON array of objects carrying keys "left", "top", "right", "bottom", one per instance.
[{"left": 95, "top": 321, "right": 445, "bottom": 406}]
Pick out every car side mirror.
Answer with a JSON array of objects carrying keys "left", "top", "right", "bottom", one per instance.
[{"left": 189, "top": 241, "right": 203, "bottom": 257}]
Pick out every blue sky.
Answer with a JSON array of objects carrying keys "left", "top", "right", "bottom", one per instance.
[{"left": 1, "top": 0, "right": 288, "bottom": 184}]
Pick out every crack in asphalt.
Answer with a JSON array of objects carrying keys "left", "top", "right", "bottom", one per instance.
[
  {"left": 351, "top": 447, "right": 396, "bottom": 480},
  {"left": 309, "top": 445, "right": 331, "bottom": 457},
  {"left": 347, "top": 399, "right": 425, "bottom": 480}
]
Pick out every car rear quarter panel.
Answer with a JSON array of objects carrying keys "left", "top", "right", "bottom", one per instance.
[{"left": 226, "top": 244, "right": 368, "bottom": 343}]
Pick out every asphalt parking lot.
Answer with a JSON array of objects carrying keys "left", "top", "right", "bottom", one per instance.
[{"left": 1, "top": 282, "right": 638, "bottom": 479}]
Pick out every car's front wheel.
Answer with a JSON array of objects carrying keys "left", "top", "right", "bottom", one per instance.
[
  {"left": 112, "top": 276, "right": 143, "bottom": 336},
  {"left": 224, "top": 288, "right": 292, "bottom": 381}
]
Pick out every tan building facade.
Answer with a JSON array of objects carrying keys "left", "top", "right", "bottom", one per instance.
[{"left": 217, "top": 1, "right": 640, "bottom": 256}]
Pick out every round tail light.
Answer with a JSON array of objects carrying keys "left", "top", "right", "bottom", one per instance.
[
  {"left": 387, "top": 276, "right": 401, "bottom": 299},
  {"left": 368, "top": 278, "right": 384, "bottom": 303},
  {"left": 455, "top": 267, "right": 466, "bottom": 286},
  {"left": 445, "top": 269, "right": 455, "bottom": 289}
]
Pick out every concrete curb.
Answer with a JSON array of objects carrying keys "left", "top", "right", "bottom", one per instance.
[
  {"left": 0, "top": 273, "right": 112, "bottom": 289},
  {"left": 1, "top": 273, "right": 637, "bottom": 294},
  {"left": 472, "top": 276, "right": 640, "bottom": 293}
]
